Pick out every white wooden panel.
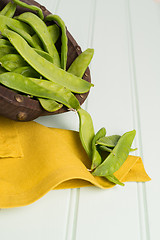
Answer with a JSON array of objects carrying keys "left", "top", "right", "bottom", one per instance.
[
  {"left": 0, "top": 190, "right": 69, "bottom": 240},
  {"left": 0, "top": 0, "right": 157, "bottom": 239},
  {"left": 76, "top": 1, "right": 140, "bottom": 240},
  {"left": 129, "top": 0, "right": 160, "bottom": 239}
]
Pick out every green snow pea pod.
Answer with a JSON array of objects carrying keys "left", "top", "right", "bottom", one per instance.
[
  {"left": 0, "top": 2, "right": 13, "bottom": 15},
  {"left": 97, "top": 135, "right": 137, "bottom": 152},
  {"left": 12, "top": 0, "right": 44, "bottom": 20},
  {"left": 45, "top": 14, "right": 67, "bottom": 70},
  {"left": 0, "top": 66, "right": 7, "bottom": 74},
  {"left": 99, "top": 144, "right": 137, "bottom": 153},
  {"left": 0, "top": 39, "right": 11, "bottom": 46},
  {"left": 96, "top": 135, "right": 121, "bottom": 148},
  {"left": 91, "top": 127, "right": 106, "bottom": 170},
  {"left": 13, "top": 66, "right": 40, "bottom": 78},
  {"left": 68, "top": 48, "right": 94, "bottom": 78},
  {"left": 38, "top": 98, "right": 63, "bottom": 112},
  {"left": 99, "top": 145, "right": 113, "bottom": 153},
  {"left": 0, "top": 72, "right": 80, "bottom": 110},
  {"left": 0, "top": 2, "right": 16, "bottom": 17},
  {"left": 0, "top": 54, "right": 27, "bottom": 71},
  {"left": 0, "top": 15, "right": 34, "bottom": 35},
  {"left": 31, "top": 33, "right": 43, "bottom": 50},
  {"left": 7, "top": 22, "right": 42, "bottom": 50},
  {"left": 3, "top": 2, "right": 17, "bottom": 18},
  {"left": 47, "top": 24, "right": 60, "bottom": 44},
  {"left": 0, "top": 45, "right": 17, "bottom": 58},
  {"left": 105, "top": 174, "right": 125, "bottom": 186},
  {"left": 4, "top": 29, "right": 92, "bottom": 93},
  {"left": 16, "top": 12, "right": 60, "bottom": 67},
  {"left": 12, "top": 54, "right": 62, "bottom": 111},
  {"left": 77, "top": 108, "right": 95, "bottom": 159},
  {"left": 92, "top": 130, "right": 136, "bottom": 186},
  {"left": 35, "top": 49, "right": 54, "bottom": 63}
]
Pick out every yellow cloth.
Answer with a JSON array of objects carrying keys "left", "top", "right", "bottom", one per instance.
[{"left": 0, "top": 116, "right": 150, "bottom": 208}]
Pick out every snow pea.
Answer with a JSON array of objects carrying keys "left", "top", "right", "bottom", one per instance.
[
  {"left": 77, "top": 108, "right": 95, "bottom": 159},
  {"left": 0, "top": 2, "right": 12, "bottom": 15},
  {"left": 0, "top": 39, "right": 11, "bottom": 46},
  {"left": 31, "top": 34, "right": 43, "bottom": 50},
  {"left": 47, "top": 24, "right": 60, "bottom": 44},
  {"left": 4, "top": 29, "right": 92, "bottom": 93},
  {"left": 12, "top": 0, "right": 44, "bottom": 20},
  {"left": 0, "top": 2, "right": 16, "bottom": 17},
  {"left": 97, "top": 135, "right": 137, "bottom": 153},
  {"left": 91, "top": 127, "right": 106, "bottom": 170},
  {"left": 96, "top": 135, "right": 121, "bottom": 148},
  {"left": 0, "top": 66, "right": 7, "bottom": 74},
  {"left": 68, "top": 48, "right": 94, "bottom": 78},
  {"left": 105, "top": 174, "right": 125, "bottom": 186},
  {"left": 0, "top": 72, "right": 80, "bottom": 110},
  {"left": 4, "top": 2, "right": 16, "bottom": 18},
  {"left": 13, "top": 66, "right": 40, "bottom": 78},
  {"left": 45, "top": 14, "right": 67, "bottom": 70},
  {"left": 0, "top": 15, "right": 33, "bottom": 35},
  {"left": 16, "top": 12, "right": 60, "bottom": 67},
  {"left": 99, "top": 145, "right": 113, "bottom": 153},
  {"left": 7, "top": 22, "right": 42, "bottom": 50},
  {"left": 0, "top": 1, "right": 17, "bottom": 18},
  {"left": 0, "top": 54, "right": 27, "bottom": 71},
  {"left": 92, "top": 130, "right": 136, "bottom": 185},
  {"left": 0, "top": 45, "right": 16, "bottom": 58},
  {"left": 35, "top": 49, "right": 54, "bottom": 63},
  {"left": 38, "top": 98, "right": 63, "bottom": 112}
]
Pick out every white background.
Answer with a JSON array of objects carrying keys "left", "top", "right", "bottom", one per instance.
[{"left": 0, "top": 0, "right": 159, "bottom": 239}]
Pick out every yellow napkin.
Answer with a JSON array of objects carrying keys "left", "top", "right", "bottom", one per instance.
[{"left": 0, "top": 116, "right": 150, "bottom": 208}]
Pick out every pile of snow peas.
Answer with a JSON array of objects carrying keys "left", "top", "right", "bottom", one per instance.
[{"left": 0, "top": 0, "right": 137, "bottom": 186}]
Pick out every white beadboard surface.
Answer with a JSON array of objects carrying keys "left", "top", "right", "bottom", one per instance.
[{"left": 0, "top": 0, "right": 159, "bottom": 239}]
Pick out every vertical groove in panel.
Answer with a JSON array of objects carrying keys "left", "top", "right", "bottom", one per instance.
[
  {"left": 64, "top": 189, "right": 80, "bottom": 240},
  {"left": 87, "top": 0, "right": 97, "bottom": 48},
  {"left": 125, "top": 0, "right": 150, "bottom": 240},
  {"left": 64, "top": 1, "right": 97, "bottom": 239},
  {"left": 84, "top": 0, "right": 97, "bottom": 112},
  {"left": 54, "top": 0, "right": 62, "bottom": 14}
]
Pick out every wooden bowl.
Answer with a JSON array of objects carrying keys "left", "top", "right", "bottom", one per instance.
[{"left": 0, "top": 0, "right": 91, "bottom": 121}]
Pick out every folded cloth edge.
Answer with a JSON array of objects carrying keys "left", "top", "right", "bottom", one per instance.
[{"left": 0, "top": 155, "right": 151, "bottom": 209}]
